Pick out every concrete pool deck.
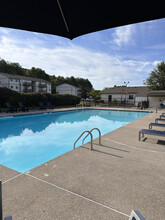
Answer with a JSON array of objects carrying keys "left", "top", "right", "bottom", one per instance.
[{"left": 1, "top": 107, "right": 165, "bottom": 219}]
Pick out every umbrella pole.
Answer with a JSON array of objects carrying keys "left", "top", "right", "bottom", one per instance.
[{"left": 57, "top": 0, "right": 70, "bottom": 33}]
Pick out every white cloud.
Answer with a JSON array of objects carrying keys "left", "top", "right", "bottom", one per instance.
[
  {"left": 145, "top": 44, "right": 165, "bottom": 50},
  {"left": 0, "top": 31, "right": 154, "bottom": 89},
  {"left": 0, "top": 27, "right": 11, "bottom": 35},
  {"left": 152, "top": 60, "right": 161, "bottom": 66},
  {"left": 112, "top": 25, "right": 135, "bottom": 48}
]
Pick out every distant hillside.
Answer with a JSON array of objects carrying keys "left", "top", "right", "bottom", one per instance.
[{"left": 0, "top": 58, "right": 93, "bottom": 97}]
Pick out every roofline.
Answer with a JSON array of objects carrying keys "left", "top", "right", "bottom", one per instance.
[
  {"left": 56, "top": 83, "right": 79, "bottom": 88},
  {"left": 0, "top": 72, "right": 51, "bottom": 84},
  {"left": 101, "top": 86, "right": 148, "bottom": 94}
]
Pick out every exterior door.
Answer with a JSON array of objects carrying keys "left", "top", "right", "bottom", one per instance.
[{"left": 108, "top": 95, "right": 112, "bottom": 102}]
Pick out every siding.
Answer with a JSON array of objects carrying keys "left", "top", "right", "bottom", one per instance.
[
  {"left": 56, "top": 83, "right": 80, "bottom": 96},
  {"left": 0, "top": 73, "right": 51, "bottom": 93}
]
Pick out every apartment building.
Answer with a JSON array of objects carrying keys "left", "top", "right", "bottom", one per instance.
[
  {"left": 56, "top": 83, "right": 81, "bottom": 96},
  {"left": 0, "top": 72, "right": 51, "bottom": 93}
]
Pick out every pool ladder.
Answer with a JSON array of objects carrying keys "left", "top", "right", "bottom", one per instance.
[{"left": 73, "top": 128, "right": 101, "bottom": 150}]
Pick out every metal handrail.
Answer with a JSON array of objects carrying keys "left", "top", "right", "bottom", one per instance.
[
  {"left": 73, "top": 130, "right": 93, "bottom": 150},
  {"left": 82, "top": 128, "right": 101, "bottom": 146}
]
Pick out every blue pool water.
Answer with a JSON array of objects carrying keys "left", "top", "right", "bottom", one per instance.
[{"left": 0, "top": 109, "right": 149, "bottom": 172}]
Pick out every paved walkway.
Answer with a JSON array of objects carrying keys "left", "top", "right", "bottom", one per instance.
[{"left": 1, "top": 108, "right": 165, "bottom": 219}]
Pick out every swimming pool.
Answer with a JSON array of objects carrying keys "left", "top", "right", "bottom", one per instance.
[{"left": 0, "top": 109, "right": 149, "bottom": 172}]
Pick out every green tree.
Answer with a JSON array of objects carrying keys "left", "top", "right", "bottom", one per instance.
[
  {"left": 0, "top": 58, "right": 25, "bottom": 75},
  {"left": 87, "top": 89, "right": 100, "bottom": 99},
  {"left": 144, "top": 61, "right": 165, "bottom": 90},
  {"left": 76, "top": 78, "right": 92, "bottom": 98},
  {"left": 50, "top": 76, "right": 93, "bottom": 97},
  {"left": 0, "top": 58, "right": 93, "bottom": 96},
  {"left": 66, "top": 76, "right": 76, "bottom": 86},
  {"left": 27, "top": 67, "right": 51, "bottom": 81},
  {"left": 87, "top": 89, "right": 101, "bottom": 106},
  {"left": 113, "top": 85, "right": 126, "bottom": 87}
]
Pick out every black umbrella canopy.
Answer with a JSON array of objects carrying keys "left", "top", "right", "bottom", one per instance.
[{"left": 0, "top": 0, "right": 165, "bottom": 40}]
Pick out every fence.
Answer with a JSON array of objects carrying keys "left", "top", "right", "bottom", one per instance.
[{"left": 101, "top": 100, "right": 149, "bottom": 109}]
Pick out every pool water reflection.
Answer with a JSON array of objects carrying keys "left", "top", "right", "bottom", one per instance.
[{"left": 0, "top": 109, "right": 149, "bottom": 172}]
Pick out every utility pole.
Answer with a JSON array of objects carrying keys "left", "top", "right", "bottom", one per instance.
[{"left": 124, "top": 81, "right": 129, "bottom": 108}]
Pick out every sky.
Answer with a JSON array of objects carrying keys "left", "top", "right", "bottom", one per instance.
[{"left": 0, "top": 18, "right": 165, "bottom": 90}]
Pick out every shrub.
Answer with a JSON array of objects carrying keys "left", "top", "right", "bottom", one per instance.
[
  {"left": 141, "top": 101, "right": 149, "bottom": 108},
  {"left": 111, "top": 99, "right": 118, "bottom": 106},
  {"left": 0, "top": 88, "right": 80, "bottom": 108},
  {"left": 0, "top": 87, "right": 23, "bottom": 107}
]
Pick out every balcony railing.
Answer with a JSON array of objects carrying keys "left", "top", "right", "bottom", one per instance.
[
  {"left": 23, "top": 89, "right": 33, "bottom": 93},
  {"left": 38, "top": 83, "right": 46, "bottom": 88},
  {"left": 38, "top": 88, "right": 47, "bottom": 93},
  {"left": 23, "top": 82, "right": 32, "bottom": 86}
]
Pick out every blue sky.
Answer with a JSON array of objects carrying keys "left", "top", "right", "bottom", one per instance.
[{"left": 0, "top": 18, "right": 165, "bottom": 90}]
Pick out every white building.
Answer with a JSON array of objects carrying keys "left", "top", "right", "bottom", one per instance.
[
  {"left": 56, "top": 83, "right": 81, "bottom": 96},
  {"left": 101, "top": 86, "right": 165, "bottom": 108},
  {"left": 0, "top": 72, "right": 51, "bottom": 93},
  {"left": 147, "top": 90, "right": 165, "bottom": 108},
  {"left": 101, "top": 86, "right": 148, "bottom": 105}
]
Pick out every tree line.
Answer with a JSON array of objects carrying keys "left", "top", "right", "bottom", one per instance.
[{"left": 0, "top": 58, "right": 93, "bottom": 97}]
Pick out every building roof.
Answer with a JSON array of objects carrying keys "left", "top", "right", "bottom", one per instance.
[
  {"left": 56, "top": 83, "right": 79, "bottom": 89},
  {"left": 101, "top": 86, "right": 149, "bottom": 97},
  {"left": 0, "top": 72, "right": 51, "bottom": 84},
  {"left": 148, "top": 90, "right": 165, "bottom": 97}
]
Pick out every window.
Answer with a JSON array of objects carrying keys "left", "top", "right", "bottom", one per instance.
[
  {"left": 11, "top": 86, "right": 13, "bottom": 89},
  {"left": 10, "top": 78, "right": 13, "bottom": 82},
  {"left": 16, "top": 86, "right": 18, "bottom": 89},
  {"left": 129, "top": 95, "right": 134, "bottom": 99}
]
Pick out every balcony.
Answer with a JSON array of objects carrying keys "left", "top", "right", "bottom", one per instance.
[
  {"left": 38, "top": 83, "right": 46, "bottom": 88},
  {"left": 38, "top": 88, "right": 47, "bottom": 93},
  {"left": 23, "top": 88, "right": 32, "bottom": 93},
  {"left": 23, "top": 82, "right": 32, "bottom": 86}
]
